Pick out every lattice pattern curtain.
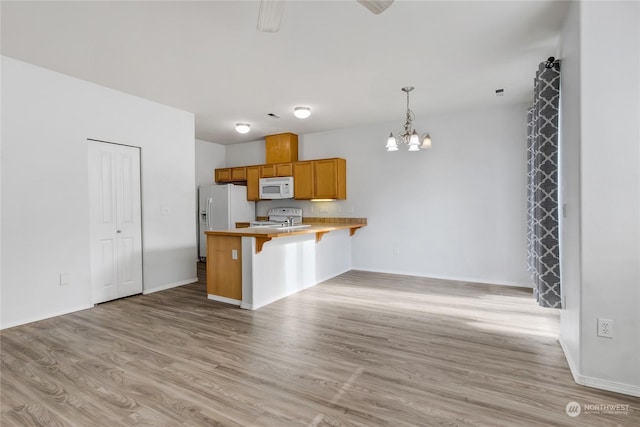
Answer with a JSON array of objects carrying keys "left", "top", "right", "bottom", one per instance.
[{"left": 527, "top": 60, "right": 561, "bottom": 308}]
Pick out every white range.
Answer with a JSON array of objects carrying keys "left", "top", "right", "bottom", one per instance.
[{"left": 250, "top": 207, "right": 310, "bottom": 229}]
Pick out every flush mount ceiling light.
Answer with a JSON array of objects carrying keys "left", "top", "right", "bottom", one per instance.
[
  {"left": 385, "top": 86, "right": 432, "bottom": 152},
  {"left": 235, "top": 123, "right": 251, "bottom": 134},
  {"left": 293, "top": 106, "right": 311, "bottom": 119}
]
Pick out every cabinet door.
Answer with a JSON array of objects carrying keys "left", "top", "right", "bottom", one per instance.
[
  {"left": 260, "top": 164, "right": 276, "bottom": 178},
  {"left": 276, "top": 163, "right": 293, "bottom": 176},
  {"left": 293, "top": 161, "right": 314, "bottom": 199},
  {"left": 314, "top": 158, "right": 347, "bottom": 199},
  {"left": 215, "top": 168, "right": 231, "bottom": 183},
  {"left": 206, "top": 235, "right": 242, "bottom": 301},
  {"left": 266, "top": 133, "right": 298, "bottom": 163},
  {"left": 231, "top": 167, "right": 247, "bottom": 181},
  {"left": 246, "top": 166, "right": 260, "bottom": 201},
  {"left": 262, "top": 163, "right": 292, "bottom": 177}
]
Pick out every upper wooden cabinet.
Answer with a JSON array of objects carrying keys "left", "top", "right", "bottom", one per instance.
[
  {"left": 215, "top": 167, "right": 246, "bottom": 183},
  {"left": 313, "top": 158, "right": 346, "bottom": 200},
  {"left": 293, "top": 158, "right": 346, "bottom": 200},
  {"left": 246, "top": 166, "right": 260, "bottom": 201},
  {"left": 215, "top": 168, "right": 231, "bottom": 182},
  {"left": 265, "top": 133, "right": 298, "bottom": 164},
  {"left": 293, "top": 161, "right": 314, "bottom": 200},
  {"left": 260, "top": 162, "right": 293, "bottom": 178},
  {"left": 215, "top": 157, "right": 346, "bottom": 200}
]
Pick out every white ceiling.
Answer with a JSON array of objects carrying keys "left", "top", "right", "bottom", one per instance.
[{"left": 1, "top": 0, "right": 569, "bottom": 145}]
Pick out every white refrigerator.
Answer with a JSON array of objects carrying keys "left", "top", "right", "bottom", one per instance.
[{"left": 198, "top": 184, "right": 255, "bottom": 259}]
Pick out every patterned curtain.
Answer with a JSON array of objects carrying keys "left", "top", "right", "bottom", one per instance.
[{"left": 527, "top": 60, "right": 561, "bottom": 308}]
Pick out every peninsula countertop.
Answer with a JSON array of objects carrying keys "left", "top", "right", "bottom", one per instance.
[
  {"left": 205, "top": 222, "right": 367, "bottom": 253},
  {"left": 204, "top": 222, "right": 366, "bottom": 238}
]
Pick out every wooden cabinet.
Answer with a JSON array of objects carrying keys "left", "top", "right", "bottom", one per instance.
[
  {"left": 314, "top": 158, "right": 347, "bottom": 200},
  {"left": 293, "top": 158, "right": 346, "bottom": 200},
  {"left": 215, "top": 168, "right": 231, "bottom": 182},
  {"left": 293, "top": 161, "right": 314, "bottom": 200},
  {"left": 260, "top": 162, "right": 293, "bottom": 178},
  {"left": 215, "top": 157, "right": 346, "bottom": 201},
  {"left": 231, "top": 167, "right": 246, "bottom": 181},
  {"left": 206, "top": 235, "right": 242, "bottom": 301},
  {"left": 265, "top": 133, "right": 298, "bottom": 164},
  {"left": 215, "top": 167, "right": 247, "bottom": 183},
  {"left": 246, "top": 166, "right": 260, "bottom": 201}
]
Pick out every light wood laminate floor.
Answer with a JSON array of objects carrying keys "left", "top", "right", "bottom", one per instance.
[{"left": 2, "top": 265, "right": 638, "bottom": 426}]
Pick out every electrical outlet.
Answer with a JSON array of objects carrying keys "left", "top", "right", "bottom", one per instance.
[
  {"left": 597, "top": 318, "right": 614, "bottom": 338},
  {"left": 393, "top": 247, "right": 400, "bottom": 256}
]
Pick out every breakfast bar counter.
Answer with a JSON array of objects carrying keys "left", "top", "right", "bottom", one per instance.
[
  {"left": 205, "top": 222, "right": 365, "bottom": 253},
  {"left": 205, "top": 221, "right": 366, "bottom": 309}
]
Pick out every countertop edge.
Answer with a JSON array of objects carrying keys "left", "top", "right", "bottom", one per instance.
[{"left": 204, "top": 222, "right": 366, "bottom": 238}]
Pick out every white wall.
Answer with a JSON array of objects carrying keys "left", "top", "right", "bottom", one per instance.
[
  {"left": 195, "top": 139, "right": 226, "bottom": 187},
  {"left": 580, "top": 0, "right": 640, "bottom": 394},
  {"left": 558, "top": 0, "right": 582, "bottom": 381},
  {"left": 227, "top": 103, "right": 531, "bottom": 287},
  {"left": 194, "top": 138, "right": 226, "bottom": 248},
  {"left": 226, "top": 139, "right": 265, "bottom": 167},
  {"left": 1, "top": 56, "right": 197, "bottom": 329},
  {"left": 559, "top": 1, "right": 640, "bottom": 396}
]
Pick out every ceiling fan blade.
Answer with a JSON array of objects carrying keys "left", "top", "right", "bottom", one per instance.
[
  {"left": 257, "top": 0, "right": 285, "bottom": 32},
  {"left": 357, "top": 0, "right": 394, "bottom": 15}
]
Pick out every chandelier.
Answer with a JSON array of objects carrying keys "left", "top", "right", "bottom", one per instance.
[{"left": 385, "top": 86, "right": 432, "bottom": 152}]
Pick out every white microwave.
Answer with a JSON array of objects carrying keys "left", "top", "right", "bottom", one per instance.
[{"left": 259, "top": 176, "right": 294, "bottom": 199}]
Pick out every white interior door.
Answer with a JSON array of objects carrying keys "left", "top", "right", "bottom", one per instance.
[{"left": 88, "top": 140, "right": 143, "bottom": 304}]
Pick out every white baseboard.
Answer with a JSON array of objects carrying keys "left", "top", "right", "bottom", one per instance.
[
  {"left": 242, "top": 277, "right": 329, "bottom": 311},
  {"left": 576, "top": 375, "right": 640, "bottom": 397},
  {"left": 208, "top": 294, "right": 241, "bottom": 306},
  {"left": 559, "top": 337, "right": 640, "bottom": 397},
  {"left": 143, "top": 277, "right": 198, "bottom": 295},
  {"left": 351, "top": 266, "right": 531, "bottom": 288},
  {"left": 316, "top": 267, "right": 351, "bottom": 285},
  {"left": 0, "top": 304, "right": 94, "bottom": 331}
]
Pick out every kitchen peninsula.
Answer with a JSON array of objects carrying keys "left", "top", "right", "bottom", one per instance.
[{"left": 205, "top": 221, "right": 366, "bottom": 310}]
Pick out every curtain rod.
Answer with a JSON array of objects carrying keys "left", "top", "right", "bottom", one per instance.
[{"left": 544, "top": 56, "right": 560, "bottom": 70}]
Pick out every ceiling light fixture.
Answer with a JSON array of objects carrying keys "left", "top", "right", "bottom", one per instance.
[
  {"left": 235, "top": 123, "right": 251, "bottom": 134},
  {"left": 385, "top": 86, "right": 432, "bottom": 152},
  {"left": 293, "top": 106, "right": 311, "bottom": 119}
]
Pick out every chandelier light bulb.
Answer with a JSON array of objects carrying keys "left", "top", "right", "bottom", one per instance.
[
  {"left": 385, "top": 133, "right": 398, "bottom": 150},
  {"left": 409, "top": 130, "right": 420, "bottom": 147},
  {"left": 235, "top": 123, "right": 251, "bottom": 134},
  {"left": 293, "top": 107, "right": 311, "bottom": 119},
  {"left": 421, "top": 133, "right": 432, "bottom": 149}
]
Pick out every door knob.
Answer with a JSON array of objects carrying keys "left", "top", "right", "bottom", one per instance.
[{"left": 117, "top": 230, "right": 122, "bottom": 233}]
